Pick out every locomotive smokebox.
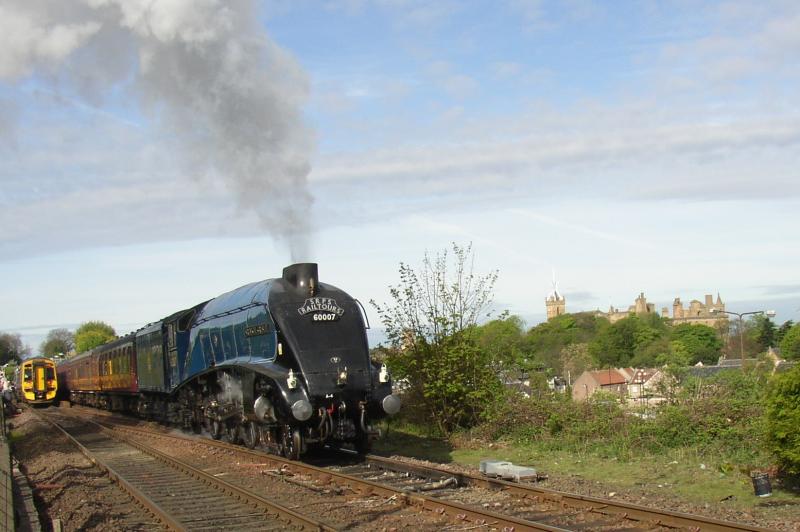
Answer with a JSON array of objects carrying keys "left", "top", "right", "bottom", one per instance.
[{"left": 283, "top": 263, "right": 319, "bottom": 296}]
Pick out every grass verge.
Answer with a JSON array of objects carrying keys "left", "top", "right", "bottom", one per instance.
[{"left": 373, "top": 424, "right": 799, "bottom": 510}]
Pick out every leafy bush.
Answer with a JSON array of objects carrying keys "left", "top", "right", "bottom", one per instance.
[
  {"left": 764, "top": 364, "right": 800, "bottom": 472},
  {"left": 374, "top": 243, "right": 502, "bottom": 434},
  {"left": 471, "top": 369, "right": 770, "bottom": 463},
  {"left": 780, "top": 323, "right": 800, "bottom": 360}
]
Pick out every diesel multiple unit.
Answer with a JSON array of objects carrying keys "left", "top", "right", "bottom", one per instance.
[
  {"left": 15, "top": 357, "right": 58, "bottom": 405},
  {"left": 58, "top": 263, "right": 400, "bottom": 458}
]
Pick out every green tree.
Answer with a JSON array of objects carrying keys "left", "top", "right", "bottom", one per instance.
[
  {"left": 723, "top": 316, "right": 765, "bottom": 359},
  {"left": 0, "top": 332, "right": 30, "bottom": 365},
  {"left": 39, "top": 328, "right": 75, "bottom": 358},
  {"left": 631, "top": 336, "right": 671, "bottom": 367},
  {"left": 670, "top": 323, "right": 723, "bottom": 365},
  {"left": 779, "top": 323, "right": 800, "bottom": 360},
  {"left": 560, "top": 342, "right": 593, "bottom": 382},
  {"left": 524, "top": 312, "right": 607, "bottom": 374},
  {"left": 372, "top": 243, "right": 501, "bottom": 434},
  {"left": 775, "top": 320, "right": 795, "bottom": 346},
  {"left": 764, "top": 365, "right": 800, "bottom": 472},
  {"left": 473, "top": 314, "right": 527, "bottom": 371},
  {"left": 589, "top": 315, "right": 667, "bottom": 368},
  {"left": 74, "top": 321, "right": 116, "bottom": 353},
  {"left": 750, "top": 315, "right": 776, "bottom": 351}
]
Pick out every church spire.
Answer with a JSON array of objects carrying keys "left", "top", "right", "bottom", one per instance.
[{"left": 545, "top": 268, "right": 566, "bottom": 320}]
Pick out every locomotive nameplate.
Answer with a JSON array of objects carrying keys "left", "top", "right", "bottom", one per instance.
[
  {"left": 245, "top": 324, "right": 269, "bottom": 337},
  {"left": 298, "top": 297, "right": 345, "bottom": 322}
]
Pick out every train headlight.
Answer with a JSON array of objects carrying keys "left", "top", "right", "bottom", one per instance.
[
  {"left": 287, "top": 369, "right": 298, "bottom": 390},
  {"left": 381, "top": 394, "right": 401, "bottom": 415},
  {"left": 379, "top": 364, "right": 390, "bottom": 383},
  {"left": 291, "top": 399, "right": 313, "bottom": 421},
  {"left": 337, "top": 367, "right": 348, "bottom": 386}
]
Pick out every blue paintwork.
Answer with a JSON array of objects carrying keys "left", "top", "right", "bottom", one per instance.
[{"left": 179, "top": 280, "right": 278, "bottom": 390}]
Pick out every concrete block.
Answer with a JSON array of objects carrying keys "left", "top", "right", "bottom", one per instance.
[{"left": 480, "top": 460, "right": 537, "bottom": 482}]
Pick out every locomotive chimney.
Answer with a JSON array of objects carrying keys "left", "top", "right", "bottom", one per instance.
[{"left": 283, "top": 263, "right": 319, "bottom": 296}]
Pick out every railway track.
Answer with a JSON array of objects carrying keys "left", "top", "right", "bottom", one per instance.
[
  {"left": 53, "top": 407, "right": 777, "bottom": 532},
  {"left": 327, "top": 455, "right": 778, "bottom": 532},
  {"left": 36, "top": 409, "right": 337, "bottom": 531}
]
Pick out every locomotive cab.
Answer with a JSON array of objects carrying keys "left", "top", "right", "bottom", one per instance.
[{"left": 267, "top": 263, "right": 399, "bottom": 453}]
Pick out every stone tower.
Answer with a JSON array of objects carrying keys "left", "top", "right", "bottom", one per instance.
[{"left": 545, "top": 271, "right": 566, "bottom": 320}]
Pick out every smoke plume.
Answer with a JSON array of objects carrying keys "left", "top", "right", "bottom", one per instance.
[{"left": 0, "top": 0, "right": 314, "bottom": 261}]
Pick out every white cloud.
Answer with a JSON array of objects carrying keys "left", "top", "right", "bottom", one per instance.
[
  {"left": 0, "top": 2, "right": 101, "bottom": 79},
  {"left": 653, "top": 3, "right": 800, "bottom": 91}
]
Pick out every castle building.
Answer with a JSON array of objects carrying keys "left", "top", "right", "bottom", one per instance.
[
  {"left": 582, "top": 292, "right": 727, "bottom": 327},
  {"left": 542, "top": 273, "right": 727, "bottom": 328},
  {"left": 668, "top": 294, "right": 726, "bottom": 327},
  {"left": 546, "top": 289, "right": 565, "bottom": 320},
  {"left": 598, "top": 292, "right": 657, "bottom": 323},
  {"left": 545, "top": 273, "right": 566, "bottom": 321}
]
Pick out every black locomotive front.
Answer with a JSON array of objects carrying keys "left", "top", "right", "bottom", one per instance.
[{"left": 268, "top": 263, "right": 399, "bottom": 454}]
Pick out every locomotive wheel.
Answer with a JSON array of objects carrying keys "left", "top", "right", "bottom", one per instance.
[
  {"left": 225, "top": 423, "right": 242, "bottom": 444},
  {"left": 242, "top": 422, "right": 259, "bottom": 449},
  {"left": 282, "top": 426, "right": 302, "bottom": 460},
  {"left": 208, "top": 418, "right": 224, "bottom": 440}
]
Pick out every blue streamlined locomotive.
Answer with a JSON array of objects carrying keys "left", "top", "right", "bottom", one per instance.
[{"left": 60, "top": 263, "right": 401, "bottom": 459}]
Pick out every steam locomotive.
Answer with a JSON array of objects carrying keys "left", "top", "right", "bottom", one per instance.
[{"left": 58, "top": 263, "right": 401, "bottom": 458}]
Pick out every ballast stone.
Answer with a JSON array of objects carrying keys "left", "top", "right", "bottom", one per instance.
[{"left": 480, "top": 460, "right": 537, "bottom": 482}]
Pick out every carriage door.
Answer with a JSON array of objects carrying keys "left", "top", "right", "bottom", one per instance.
[
  {"left": 33, "top": 364, "right": 47, "bottom": 399},
  {"left": 166, "top": 322, "right": 180, "bottom": 389}
]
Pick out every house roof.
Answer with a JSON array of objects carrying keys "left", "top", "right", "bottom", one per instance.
[
  {"left": 589, "top": 369, "right": 628, "bottom": 386},
  {"left": 717, "top": 357, "right": 759, "bottom": 367},
  {"left": 685, "top": 366, "right": 736, "bottom": 379},
  {"left": 628, "top": 368, "right": 659, "bottom": 384}
]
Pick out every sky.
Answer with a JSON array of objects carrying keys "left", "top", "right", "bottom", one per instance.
[{"left": 1, "top": 0, "right": 799, "bottom": 353}]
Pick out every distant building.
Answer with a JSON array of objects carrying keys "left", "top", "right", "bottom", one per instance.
[
  {"left": 595, "top": 292, "right": 657, "bottom": 323},
  {"left": 687, "top": 348, "right": 796, "bottom": 377},
  {"left": 545, "top": 272, "right": 566, "bottom": 321},
  {"left": 669, "top": 294, "right": 726, "bottom": 327},
  {"left": 571, "top": 368, "right": 630, "bottom": 401},
  {"left": 584, "top": 292, "right": 728, "bottom": 327},
  {"left": 572, "top": 367, "right": 667, "bottom": 405}
]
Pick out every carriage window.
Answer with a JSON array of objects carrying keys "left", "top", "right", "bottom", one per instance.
[
  {"left": 221, "top": 324, "right": 236, "bottom": 360},
  {"left": 46, "top": 367, "right": 55, "bottom": 380},
  {"left": 199, "top": 330, "right": 213, "bottom": 363},
  {"left": 210, "top": 330, "right": 223, "bottom": 361},
  {"left": 235, "top": 321, "right": 250, "bottom": 358},
  {"left": 24, "top": 368, "right": 32, "bottom": 380}
]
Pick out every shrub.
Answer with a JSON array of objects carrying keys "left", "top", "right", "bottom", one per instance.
[{"left": 764, "top": 365, "right": 800, "bottom": 473}]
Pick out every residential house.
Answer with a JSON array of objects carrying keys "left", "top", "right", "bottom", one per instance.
[
  {"left": 572, "top": 367, "right": 668, "bottom": 405},
  {"left": 571, "top": 368, "right": 630, "bottom": 401}
]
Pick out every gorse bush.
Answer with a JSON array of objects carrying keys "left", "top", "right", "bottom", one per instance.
[
  {"left": 471, "top": 370, "right": 771, "bottom": 463},
  {"left": 764, "top": 364, "right": 800, "bottom": 473}
]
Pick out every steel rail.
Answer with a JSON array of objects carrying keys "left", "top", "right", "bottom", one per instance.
[
  {"left": 108, "top": 428, "right": 337, "bottom": 531},
  {"left": 81, "top": 411, "right": 777, "bottom": 532},
  {"left": 39, "top": 410, "right": 337, "bottom": 531},
  {"left": 96, "top": 420, "right": 572, "bottom": 531},
  {"left": 362, "top": 455, "right": 777, "bottom": 532},
  {"left": 36, "top": 411, "right": 186, "bottom": 531}
]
